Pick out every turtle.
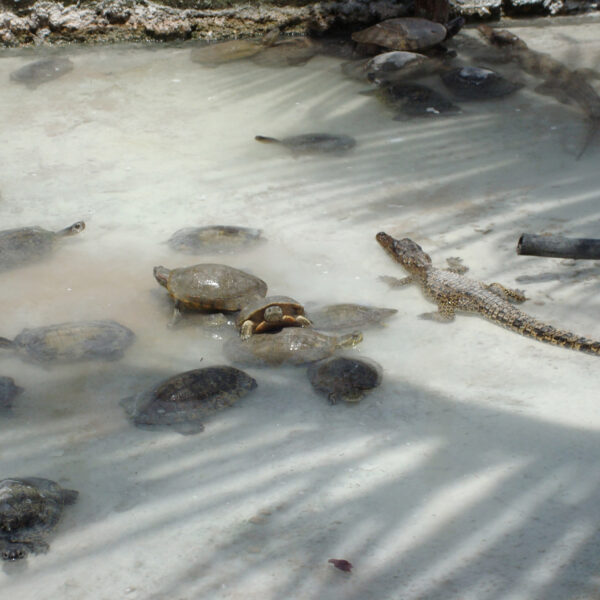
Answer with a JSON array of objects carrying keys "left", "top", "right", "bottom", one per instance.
[
  {"left": 372, "top": 82, "right": 460, "bottom": 118},
  {"left": 307, "top": 356, "right": 382, "bottom": 404},
  {"left": 236, "top": 295, "right": 312, "bottom": 340},
  {"left": 153, "top": 263, "right": 268, "bottom": 325},
  {"left": 351, "top": 17, "right": 464, "bottom": 54},
  {"left": 167, "top": 225, "right": 263, "bottom": 255},
  {"left": 307, "top": 303, "right": 398, "bottom": 332},
  {"left": 0, "top": 320, "right": 135, "bottom": 364},
  {"left": 254, "top": 133, "right": 356, "bottom": 155},
  {"left": 224, "top": 328, "right": 363, "bottom": 367},
  {"left": 120, "top": 366, "right": 257, "bottom": 435},
  {"left": 190, "top": 28, "right": 280, "bottom": 67},
  {"left": 251, "top": 37, "right": 317, "bottom": 68},
  {"left": 0, "top": 477, "right": 78, "bottom": 560},
  {"left": 0, "top": 221, "right": 85, "bottom": 271},
  {"left": 440, "top": 66, "right": 524, "bottom": 100},
  {"left": 10, "top": 57, "right": 74, "bottom": 89},
  {"left": 0, "top": 376, "right": 23, "bottom": 410}
]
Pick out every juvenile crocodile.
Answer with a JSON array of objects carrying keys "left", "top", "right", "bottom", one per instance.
[
  {"left": 477, "top": 24, "right": 600, "bottom": 159},
  {"left": 376, "top": 232, "right": 600, "bottom": 355}
]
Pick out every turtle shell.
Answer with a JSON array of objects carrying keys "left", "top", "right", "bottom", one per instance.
[
  {"left": 352, "top": 18, "right": 447, "bottom": 52},
  {"left": 0, "top": 376, "right": 23, "bottom": 409},
  {"left": 190, "top": 40, "right": 263, "bottom": 66},
  {"left": 236, "top": 295, "right": 306, "bottom": 330},
  {"left": 167, "top": 225, "right": 263, "bottom": 254},
  {"left": 307, "top": 303, "right": 398, "bottom": 332},
  {"left": 3, "top": 320, "right": 135, "bottom": 363},
  {"left": 10, "top": 58, "right": 74, "bottom": 89},
  {"left": 307, "top": 356, "right": 383, "bottom": 404},
  {"left": 440, "top": 66, "right": 523, "bottom": 100},
  {"left": 156, "top": 263, "right": 267, "bottom": 312},
  {"left": 251, "top": 38, "right": 317, "bottom": 68},
  {"left": 365, "top": 51, "right": 430, "bottom": 84},
  {"left": 375, "top": 82, "right": 460, "bottom": 118},
  {"left": 120, "top": 366, "right": 257, "bottom": 435},
  {"left": 224, "top": 328, "right": 363, "bottom": 367},
  {"left": 0, "top": 477, "right": 78, "bottom": 560},
  {"left": 0, "top": 221, "right": 85, "bottom": 271}
]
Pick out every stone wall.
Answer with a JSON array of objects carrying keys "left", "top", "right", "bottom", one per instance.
[{"left": 0, "top": 0, "right": 597, "bottom": 47}]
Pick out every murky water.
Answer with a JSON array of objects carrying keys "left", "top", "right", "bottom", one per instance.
[{"left": 1, "top": 17, "right": 600, "bottom": 599}]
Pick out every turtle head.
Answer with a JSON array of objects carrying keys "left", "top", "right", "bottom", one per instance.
[
  {"left": 376, "top": 232, "right": 432, "bottom": 273},
  {"left": 264, "top": 305, "right": 284, "bottom": 323},
  {"left": 337, "top": 331, "right": 363, "bottom": 349},
  {"left": 153, "top": 266, "right": 171, "bottom": 288},
  {"left": 2, "top": 543, "right": 29, "bottom": 561},
  {"left": 58, "top": 221, "right": 86, "bottom": 237}
]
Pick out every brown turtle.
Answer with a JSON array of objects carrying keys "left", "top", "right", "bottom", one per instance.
[
  {"left": 167, "top": 225, "right": 263, "bottom": 255},
  {"left": 0, "top": 376, "right": 23, "bottom": 409},
  {"left": 120, "top": 366, "right": 257, "bottom": 435},
  {"left": 10, "top": 57, "right": 74, "bottom": 89},
  {"left": 251, "top": 37, "right": 317, "bottom": 68},
  {"left": 0, "top": 477, "right": 78, "bottom": 560},
  {"left": 0, "top": 320, "right": 135, "bottom": 364},
  {"left": 307, "top": 356, "right": 382, "bottom": 404},
  {"left": 237, "top": 295, "right": 312, "bottom": 340},
  {"left": 307, "top": 303, "right": 398, "bottom": 332},
  {"left": 224, "top": 328, "right": 363, "bottom": 367},
  {"left": 153, "top": 263, "right": 268, "bottom": 325},
  {"left": 0, "top": 221, "right": 85, "bottom": 271}
]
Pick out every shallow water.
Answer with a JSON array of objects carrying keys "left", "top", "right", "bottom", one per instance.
[{"left": 1, "top": 17, "right": 600, "bottom": 599}]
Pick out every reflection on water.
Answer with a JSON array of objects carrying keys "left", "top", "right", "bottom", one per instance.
[{"left": 1, "top": 18, "right": 600, "bottom": 600}]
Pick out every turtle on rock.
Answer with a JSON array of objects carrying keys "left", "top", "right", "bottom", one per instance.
[
  {"left": 153, "top": 263, "right": 268, "bottom": 325},
  {"left": 0, "top": 320, "right": 135, "bottom": 364},
  {"left": 224, "top": 328, "right": 363, "bottom": 367},
  {"left": 120, "top": 366, "right": 257, "bottom": 435},
  {"left": 0, "top": 477, "right": 78, "bottom": 560},
  {"left": 307, "top": 356, "right": 383, "bottom": 404},
  {"left": 0, "top": 221, "right": 85, "bottom": 271},
  {"left": 236, "top": 295, "right": 312, "bottom": 340}
]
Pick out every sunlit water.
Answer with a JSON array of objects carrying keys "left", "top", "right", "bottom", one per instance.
[{"left": 1, "top": 17, "right": 600, "bottom": 599}]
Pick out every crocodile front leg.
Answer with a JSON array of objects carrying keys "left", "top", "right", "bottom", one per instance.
[
  {"left": 486, "top": 283, "right": 527, "bottom": 303},
  {"left": 379, "top": 275, "right": 414, "bottom": 288},
  {"left": 419, "top": 303, "right": 456, "bottom": 322},
  {"left": 445, "top": 257, "right": 469, "bottom": 274}
]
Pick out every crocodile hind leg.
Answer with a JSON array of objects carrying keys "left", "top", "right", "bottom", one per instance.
[
  {"left": 486, "top": 283, "right": 527, "bottom": 303},
  {"left": 445, "top": 257, "right": 468, "bottom": 274},
  {"left": 379, "top": 275, "right": 414, "bottom": 288},
  {"left": 419, "top": 304, "right": 456, "bottom": 322}
]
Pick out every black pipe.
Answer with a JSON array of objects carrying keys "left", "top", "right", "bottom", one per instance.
[{"left": 517, "top": 234, "right": 600, "bottom": 259}]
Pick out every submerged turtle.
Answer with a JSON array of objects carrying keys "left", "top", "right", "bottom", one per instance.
[
  {"left": 254, "top": 133, "right": 357, "bottom": 155},
  {"left": 0, "top": 477, "right": 78, "bottom": 560},
  {"left": 372, "top": 82, "right": 460, "bottom": 118},
  {"left": 120, "top": 366, "right": 257, "bottom": 435},
  {"left": 0, "top": 221, "right": 85, "bottom": 271},
  {"left": 154, "top": 263, "right": 268, "bottom": 324},
  {"left": 0, "top": 320, "right": 135, "bottom": 364},
  {"left": 224, "top": 328, "right": 363, "bottom": 367},
  {"left": 0, "top": 377, "right": 23, "bottom": 410},
  {"left": 237, "top": 295, "right": 311, "bottom": 340},
  {"left": 10, "top": 57, "right": 74, "bottom": 89},
  {"left": 351, "top": 17, "right": 464, "bottom": 53},
  {"left": 251, "top": 37, "right": 317, "bottom": 68},
  {"left": 307, "top": 356, "right": 382, "bottom": 404},
  {"left": 307, "top": 303, "right": 398, "bottom": 332},
  {"left": 167, "top": 225, "right": 263, "bottom": 255},
  {"left": 190, "top": 28, "right": 280, "bottom": 66},
  {"left": 440, "top": 66, "right": 523, "bottom": 100}
]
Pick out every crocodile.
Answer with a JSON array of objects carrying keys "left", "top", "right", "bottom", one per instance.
[
  {"left": 376, "top": 232, "right": 600, "bottom": 355},
  {"left": 477, "top": 24, "right": 600, "bottom": 159}
]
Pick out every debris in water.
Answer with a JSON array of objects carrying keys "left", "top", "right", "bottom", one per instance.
[{"left": 328, "top": 558, "right": 353, "bottom": 572}]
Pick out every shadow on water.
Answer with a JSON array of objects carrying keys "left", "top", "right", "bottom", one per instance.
[{"left": 1, "top": 20, "right": 600, "bottom": 600}]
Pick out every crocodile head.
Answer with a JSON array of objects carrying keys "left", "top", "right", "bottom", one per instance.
[{"left": 376, "top": 232, "right": 432, "bottom": 274}]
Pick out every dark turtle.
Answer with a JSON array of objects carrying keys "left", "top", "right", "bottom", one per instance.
[
  {"left": 372, "top": 82, "right": 460, "bottom": 118},
  {"left": 351, "top": 17, "right": 464, "bottom": 53},
  {"left": 190, "top": 28, "right": 280, "bottom": 66},
  {"left": 0, "top": 320, "right": 135, "bottom": 364},
  {"left": 254, "top": 133, "right": 356, "bottom": 155},
  {"left": 10, "top": 58, "right": 74, "bottom": 89},
  {"left": 0, "top": 377, "right": 23, "bottom": 410},
  {"left": 0, "top": 477, "right": 78, "bottom": 560},
  {"left": 0, "top": 221, "right": 85, "bottom": 271},
  {"left": 251, "top": 37, "right": 317, "bottom": 68},
  {"left": 224, "top": 328, "right": 363, "bottom": 367},
  {"left": 153, "top": 263, "right": 268, "bottom": 325},
  {"left": 120, "top": 366, "right": 257, "bottom": 435},
  {"left": 167, "top": 225, "right": 263, "bottom": 255},
  {"left": 237, "top": 295, "right": 311, "bottom": 340},
  {"left": 307, "top": 356, "right": 382, "bottom": 404},
  {"left": 440, "top": 66, "right": 523, "bottom": 100},
  {"left": 307, "top": 303, "right": 398, "bottom": 332}
]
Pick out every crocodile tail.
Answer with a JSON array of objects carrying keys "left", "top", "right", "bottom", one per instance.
[{"left": 497, "top": 309, "right": 600, "bottom": 355}]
